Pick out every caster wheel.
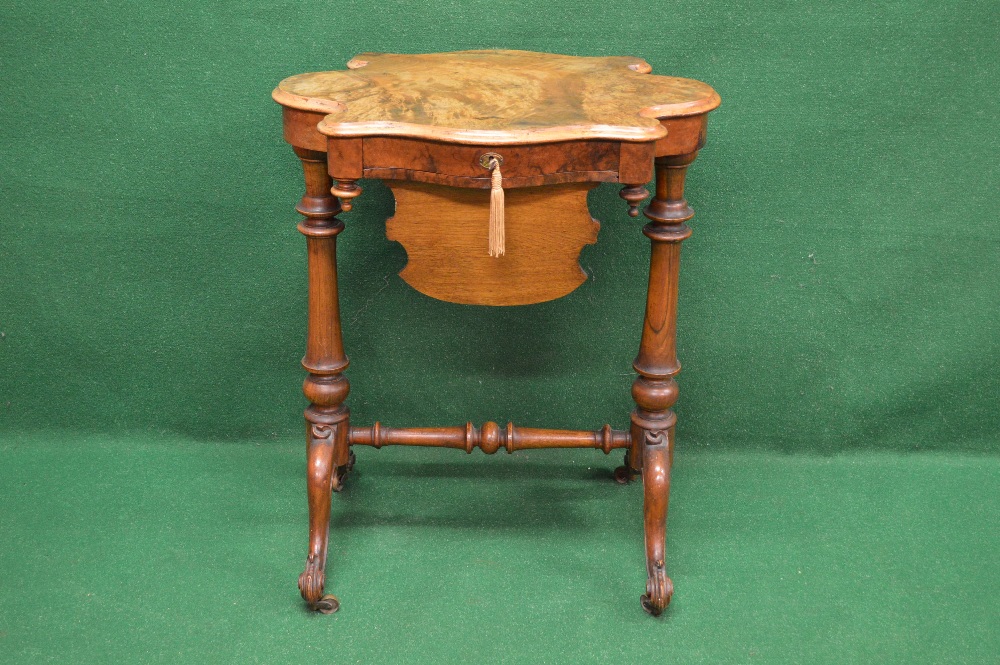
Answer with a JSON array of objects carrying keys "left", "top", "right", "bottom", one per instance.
[
  {"left": 314, "top": 594, "right": 340, "bottom": 614},
  {"left": 640, "top": 594, "right": 661, "bottom": 616},
  {"left": 613, "top": 465, "right": 632, "bottom": 485},
  {"left": 641, "top": 574, "right": 673, "bottom": 616}
]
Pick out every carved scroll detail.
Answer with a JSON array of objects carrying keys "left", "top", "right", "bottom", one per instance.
[
  {"left": 645, "top": 430, "right": 668, "bottom": 446},
  {"left": 311, "top": 424, "right": 334, "bottom": 441}
]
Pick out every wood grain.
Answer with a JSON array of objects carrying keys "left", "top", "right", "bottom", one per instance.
[
  {"left": 364, "top": 137, "right": 620, "bottom": 183},
  {"left": 273, "top": 50, "right": 720, "bottom": 145},
  {"left": 326, "top": 136, "right": 651, "bottom": 191},
  {"left": 385, "top": 181, "right": 600, "bottom": 305}
]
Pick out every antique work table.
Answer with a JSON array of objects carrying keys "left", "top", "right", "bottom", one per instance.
[{"left": 273, "top": 50, "right": 720, "bottom": 615}]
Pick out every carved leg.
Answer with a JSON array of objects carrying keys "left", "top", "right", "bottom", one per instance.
[
  {"left": 640, "top": 427, "right": 674, "bottom": 614},
  {"left": 631, "top": 152, "right": 698, "bottom": 615},
  {"left": 293, "top": 146, "right": 351, "bottom": 613},
  {"left": 299, "top": 422, "right": 339, "bottom": 613}
]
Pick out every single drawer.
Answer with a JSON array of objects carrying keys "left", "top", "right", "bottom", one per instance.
[
  {"left": 365, "top": 137, "right": 619, "bottom": 177},
  {"left": 326, "top": 135, "right": 654, "bottom": 189}
]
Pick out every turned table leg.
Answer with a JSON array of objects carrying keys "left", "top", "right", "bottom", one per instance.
[
  {"left": 629, "top": 152, "right": 698, "bottom": 615},
  {"left": 293, "top": 146, "right": 352, "bottom": 614}
]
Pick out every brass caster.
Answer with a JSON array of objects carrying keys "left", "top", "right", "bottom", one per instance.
[
  {"left": 641, "top": 573, "right": 674, "bottom": 616},
  {"left": 614, "top": 450, "right": 637, "bottom": 484},
  {"left": 332, "top": 451, "right": 357, "bottom": 493},
  {"left": 613, "top": 465, "right": 633, "bottom": 484},
  {"left": 313, "top": 594, "right": 340, "bottom": 614},
  {"left": 640, "top": 593, "right": 661, "bottom": 616},
  {"left": 331, "top": 466, "right": 346, "bottom": 493}
]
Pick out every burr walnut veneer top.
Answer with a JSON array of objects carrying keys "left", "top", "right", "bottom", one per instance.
[{"left": 272, "top": 50, "right": 720, "bottom": 145}]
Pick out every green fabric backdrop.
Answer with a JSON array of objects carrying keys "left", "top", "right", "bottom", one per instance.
[{"left": 2, "top": 1, "right": 998, "bottom": 451}]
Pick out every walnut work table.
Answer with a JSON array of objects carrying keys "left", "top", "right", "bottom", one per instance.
[{"left": 273, "top": 50, "right": 720, "bottom": 616}]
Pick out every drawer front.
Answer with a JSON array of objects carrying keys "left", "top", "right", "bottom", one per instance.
[{"left": 362, "top": 137, "right": 621, "bottom": 188}]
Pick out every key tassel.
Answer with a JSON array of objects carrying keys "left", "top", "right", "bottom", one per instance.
[{"left": 488, "top": 157, "right": 505, "bottom": 257}]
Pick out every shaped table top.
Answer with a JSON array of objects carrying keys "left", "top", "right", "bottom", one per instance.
[{"left": 273, "top": 50, "right": 720, "bottom": 145}]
